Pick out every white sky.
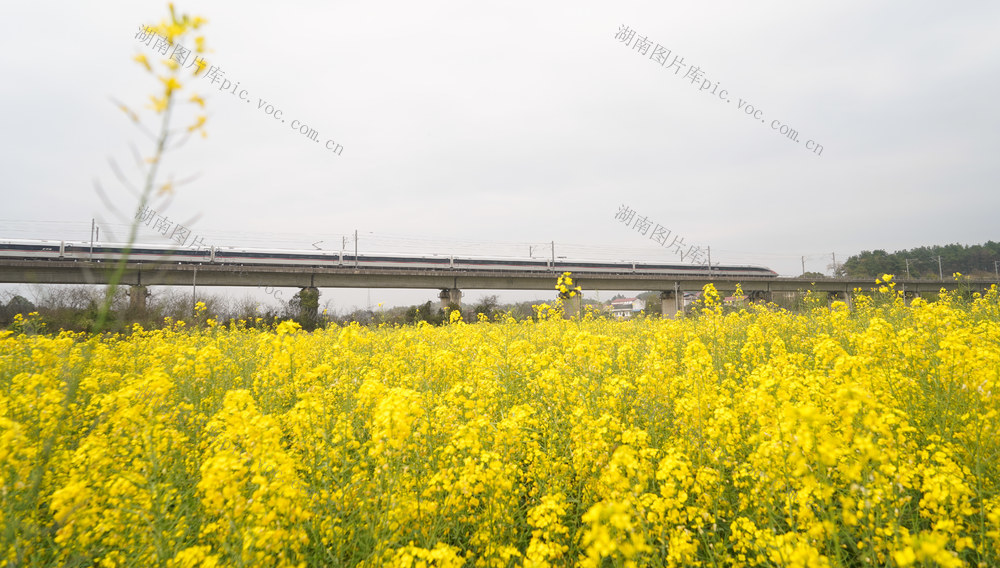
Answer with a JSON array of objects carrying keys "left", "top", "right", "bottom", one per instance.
[{"left": 2, "top": 1, "right": 999, "bottom": 312}]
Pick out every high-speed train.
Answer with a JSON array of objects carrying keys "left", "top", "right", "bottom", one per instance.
[{"left": 0, "top": 239, "right": 779, "bottom": 277}]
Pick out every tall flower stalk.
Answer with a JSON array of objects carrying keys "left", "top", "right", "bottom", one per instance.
[
  {"left": 94, "top": 3, "right": 209, "bottom": 332},
  {"left": 1, "top": 6, "right": 211, "bottom": 564}
]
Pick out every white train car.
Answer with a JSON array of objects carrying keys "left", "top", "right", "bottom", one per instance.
[{"left": 0, "top": 239, "right": 779, "bottom": 277}]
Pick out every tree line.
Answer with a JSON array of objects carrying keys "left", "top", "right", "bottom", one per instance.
[
  {"left": 0, "top": 288, "right": 597, "bottom": 333},
  {"left": 840, "top": 241, "right": 1000, "bottom": 279}
]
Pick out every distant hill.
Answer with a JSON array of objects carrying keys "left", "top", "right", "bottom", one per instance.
[{"left": 841, "top": 242, "right": 1000, "bottom": 279}]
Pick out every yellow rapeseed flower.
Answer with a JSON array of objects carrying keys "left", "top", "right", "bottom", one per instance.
[
  {"left": 6, "top": 278, "right": 1000, "bottom": 565},
  {"left": 133, "top": 53, "right": 152, "bottom": 72},
  {"left": 148, "top": 94, "right": 168, "bottom": 113},
  {"left": 159, "top": 75, "right": 182, "bottom": 95},
  {"left": 187, "top": 115, "right": 207, "bottom": 134}
]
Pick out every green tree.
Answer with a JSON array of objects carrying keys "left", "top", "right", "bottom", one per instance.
[
  {"left": 404, "top": 301, "right": 445, "bottom": 325},
  {"left": 0, "top": 296, "right": 37, "bottom": 326},
  {"left": 287, "top": 287, "right": 321, "bottom": 330},
  {"left": 472, "top": 295, "right": 500, "bottom": 320},
  {"left": 842, "top": 242, "right": 1000, "bottom": 279},
  {"left": 637, "top": 292, "right": 661, "bottom": 317}
]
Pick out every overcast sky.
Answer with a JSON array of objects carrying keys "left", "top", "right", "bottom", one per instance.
[{"left": 2, "top": 1, "right": 999, "bottom": 311}]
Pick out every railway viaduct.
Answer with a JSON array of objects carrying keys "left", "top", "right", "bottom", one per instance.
[{"left": 2, "top": 259, "right": 995, "bottom": 317}]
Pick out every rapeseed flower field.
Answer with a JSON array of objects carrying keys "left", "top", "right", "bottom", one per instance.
[{"left": 2, "top": 284, "right": 999, "bottom": 567}]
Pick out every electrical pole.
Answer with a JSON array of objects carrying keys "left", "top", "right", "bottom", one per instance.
[
  {"left": 831, "top": 252, "right": 837, "bottom": 277},
  {"left": 801, "top": 256, "right": 806, "bottom": 275},
  {"left": 551, "top": 241, "right": 555, "bottom": 270},
  {"left": 354, "top": 229, "right": 359, "bottom": 267},
  {"left": 994, "top": 260, "right": 999, "bottom": 283},
  {"left": 936, "top": 255, "right": 943, "bottom": 280},
  {"left": 707, "top": 246, "right": 712, "bottom": 274},
  {"left": 90, "top": 219, "right": 95, "bottom": 260}
]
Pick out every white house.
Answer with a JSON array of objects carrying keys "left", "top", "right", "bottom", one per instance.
[{"left": 610, "top": 297, "right": 645, "bottom": 319}]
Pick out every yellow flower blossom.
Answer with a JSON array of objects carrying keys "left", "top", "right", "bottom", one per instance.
[
  {"left": 159, "top": 75, "right": 182, "bottom": 95},
  {"left": 133, "top": 53, "right": 152, "bottom": 72},
  {"left": 187, "top": 115, "right": 207, "bottom": 134},
  {"left": 148, "top": 94, "right": 168, "bottom": 113},
  {"left": 3, "top": 281, "right": 1000, "bottom": 565}
]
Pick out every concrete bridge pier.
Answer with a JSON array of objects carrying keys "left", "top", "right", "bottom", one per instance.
[
  {"left": 660, "top": 290, "right": 681, "bottom": 317},
  {"left": 561, "top": 294, "right": 582, "bottom": 319},
  {"left": 128, "top": 285, "right": 150, "bottom": 311},
  {"left": 439, "top": 288, "right": 462, "bottom": 311},
  {"left": 828, "top": 290, "right": 852, "bottom": 308}
]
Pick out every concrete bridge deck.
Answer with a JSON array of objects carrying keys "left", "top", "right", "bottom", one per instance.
[{"left": 1, "top": 259, "right": 993, "bottom": 293}]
